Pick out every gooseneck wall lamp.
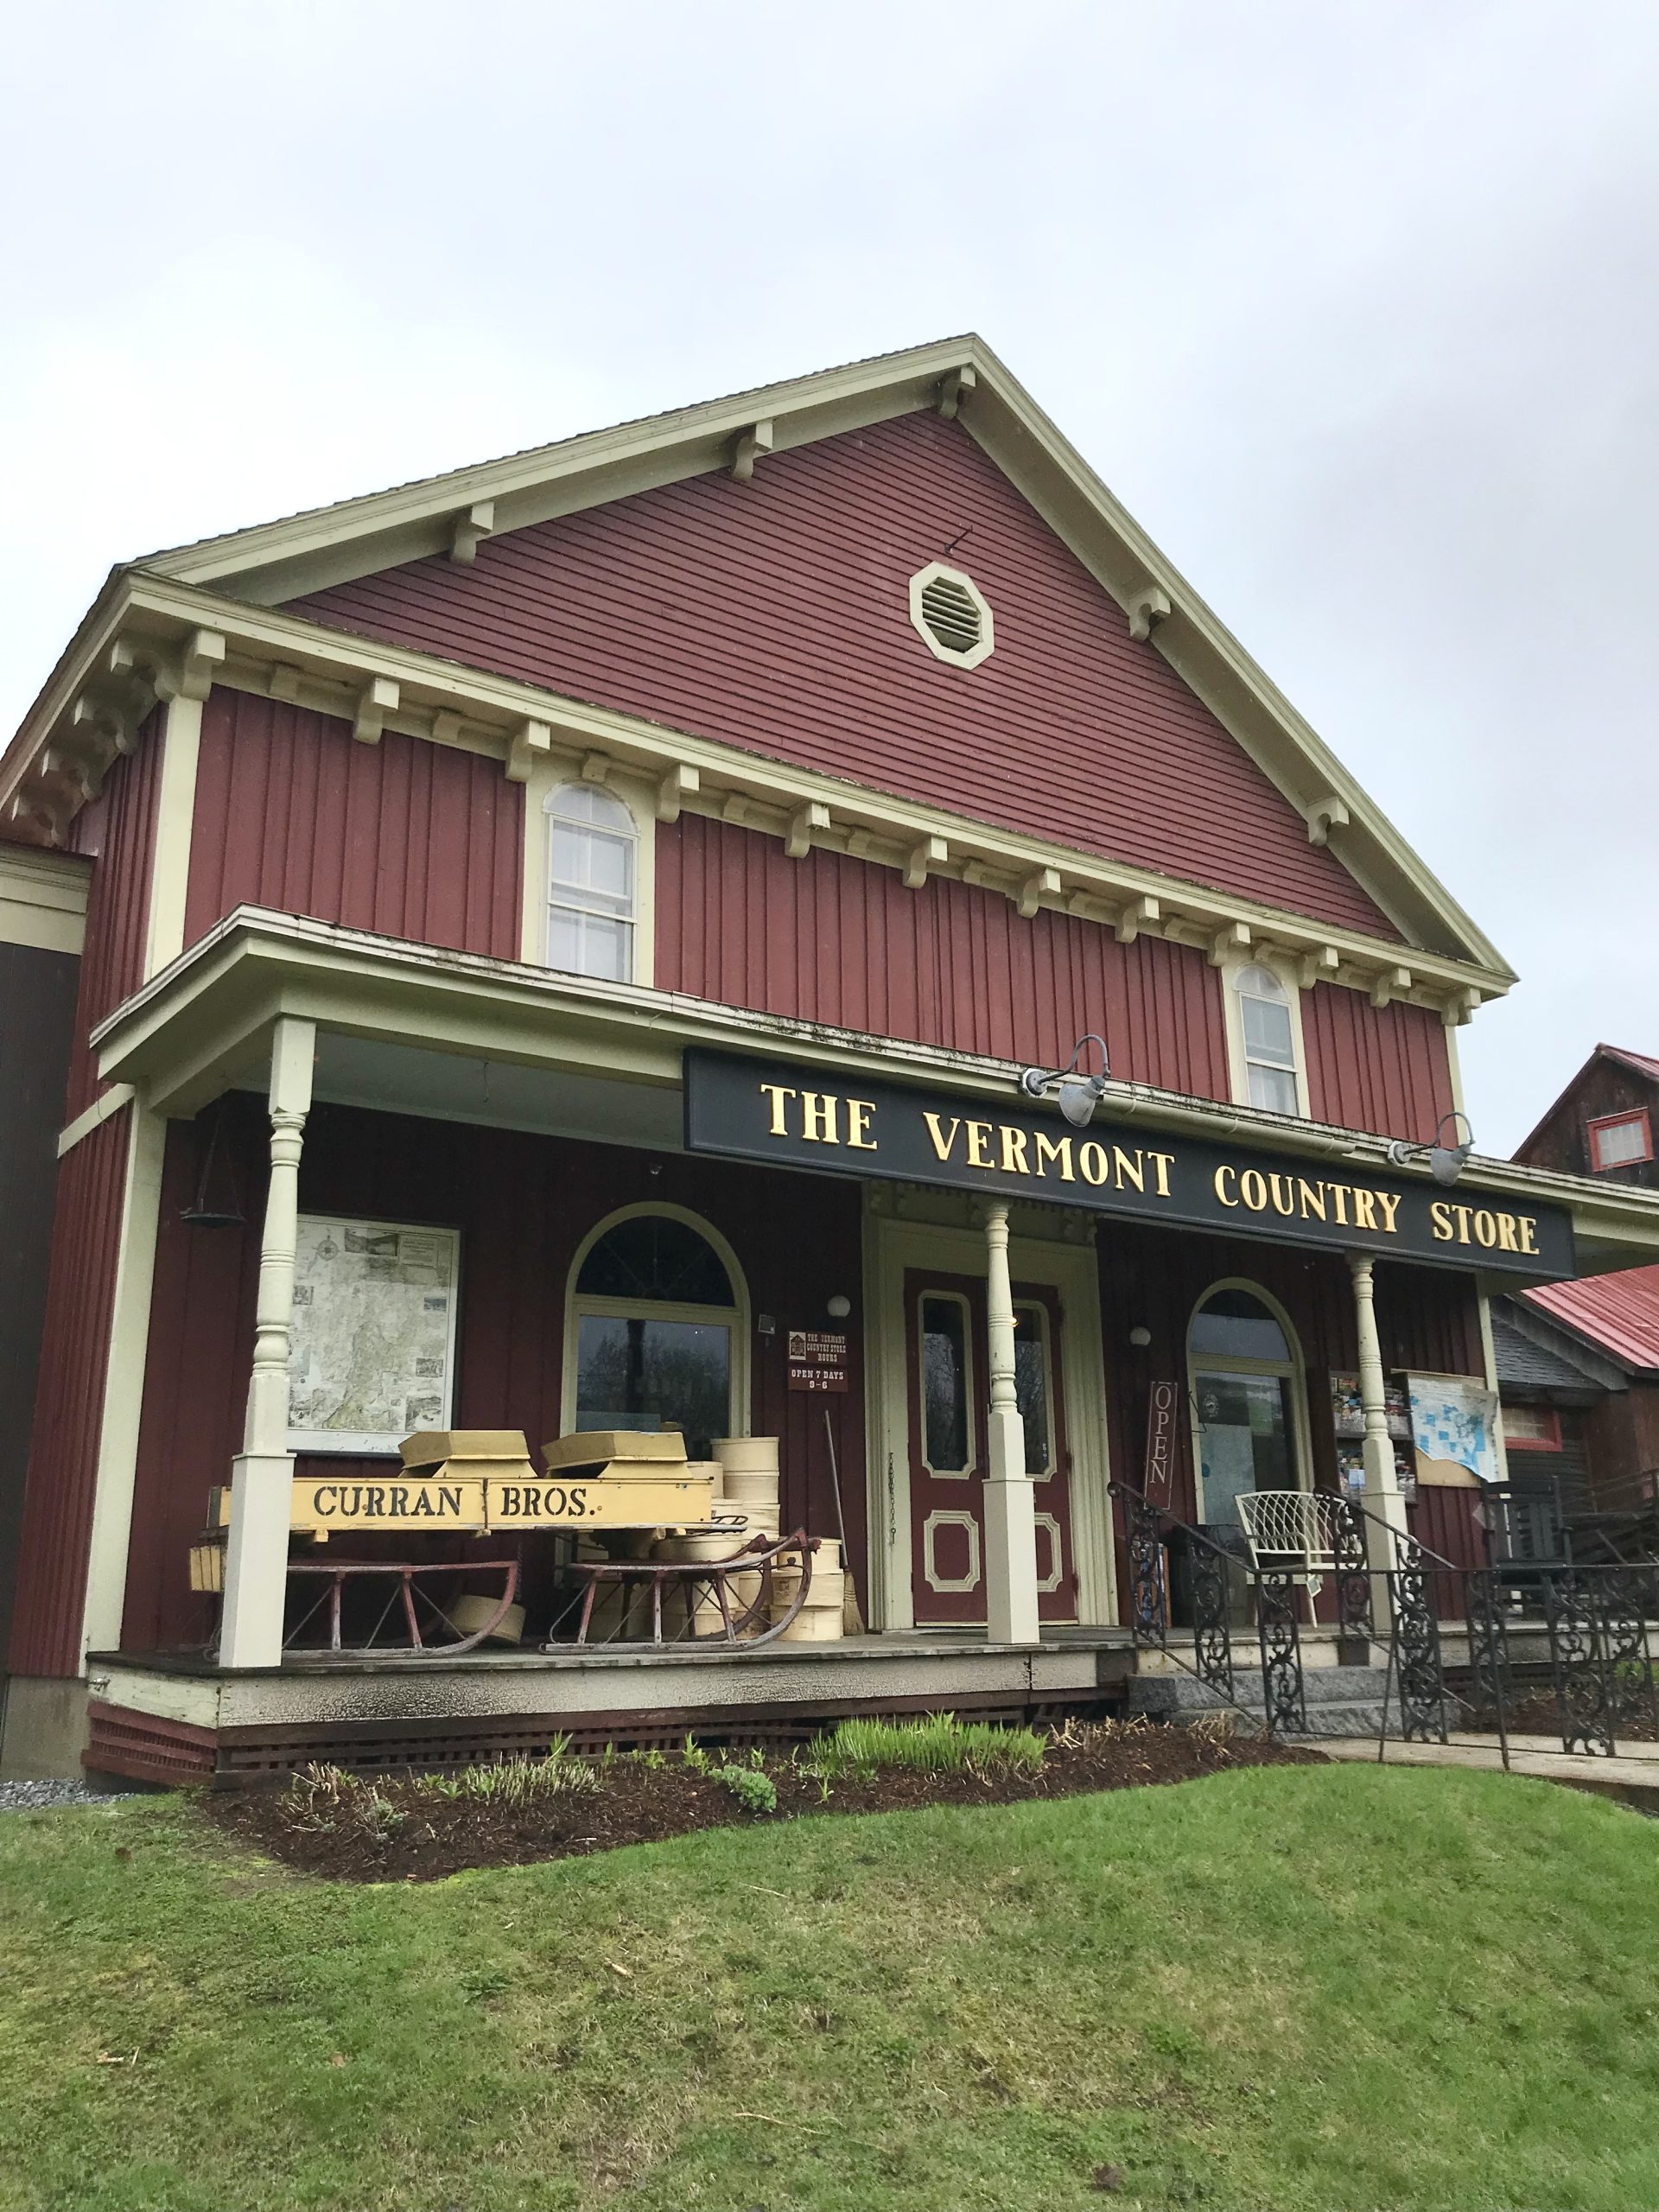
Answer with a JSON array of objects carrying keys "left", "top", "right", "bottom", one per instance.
[
  {"left": 1386, "top": 1111, "right": 1476, "bottom": 1187},
  {"left": 1018, "top": 1033, "right": 1109, "bottom": 1129}
]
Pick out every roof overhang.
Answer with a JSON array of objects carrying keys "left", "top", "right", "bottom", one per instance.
[
  {"left": 4, "top": 570, "right": 1514, "bottom": 1019},
  {"left": 88, "top": 906, "right": 1659, "bottom": 1281},
  {"left": 7, "top": 334, "right": 1511, "bottom": 976}
]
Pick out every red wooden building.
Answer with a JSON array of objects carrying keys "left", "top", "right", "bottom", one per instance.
[{"left": 4, "top": 337, "right": 1657, "bottom": 1783}]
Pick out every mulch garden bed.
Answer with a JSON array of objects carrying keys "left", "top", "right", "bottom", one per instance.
[
  {"left": 201, "top": 1725, "right": 1326, "bottom": 1884},
  {"left": 1465, "top": 1691, "right": 1658, "bottom": 1745}
]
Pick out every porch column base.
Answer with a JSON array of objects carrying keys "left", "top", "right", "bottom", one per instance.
[
  {"left": 983, "top": 1408, "right": 1040, "bottom": 1647},
  {"left": 219, "top": 1452, "right": 294, "bottom": 1669}
]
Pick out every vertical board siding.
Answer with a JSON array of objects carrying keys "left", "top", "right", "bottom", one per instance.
[
  {"left": 183, "top": 690, "right": 524, "bottom": 959},
  {"left": 1097, "top": 1221, "right": 1486, "bottom": 1597},
  {"left": 62, "top": 714, "right": 165, "bottom": 1119},
  {"left": 7, "top": 1107, "right": 130, "bottom": 1677},
  {"left": 1302, "top": 984, "right": 1455, "bottom": 1144},
  {"left": 122, "top": 1106, "right": 867, "bottom": 1654},
  {"left": 290, "top": 414, "right": 1397, "bottom": 939},
  {"left": 658, "top": 815, "right": 1233, "bottom": 1099}
]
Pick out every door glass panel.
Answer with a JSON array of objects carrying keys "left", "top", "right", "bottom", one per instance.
[
  {"left": 1014, "top": 1305, "right": 1052, "bottom": 1476},
  {"left": 1194, "top": 1370, "right": 1294, "bottom": 1530},
  {"left": 920, "top": 1295, "right": 970, "bottom": 1472},
  {"left": 575, "top": 1315, "right": 731, "bottom": 1457}
]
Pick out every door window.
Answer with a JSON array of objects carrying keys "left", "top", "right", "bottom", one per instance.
[
  {"left": 1014, "top": 1302, "right": 1055, "bottom": 1477},
  {"left": 1188, "top": 1284, "right": 1305, "bottom": 1532},
  {"left": 919, "top": 1293, "right": 974, "bottom": 1474}
]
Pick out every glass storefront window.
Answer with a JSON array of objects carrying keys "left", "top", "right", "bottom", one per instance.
[{"left": 575, "top": 1314, "right": 733, "bottom": 1459}]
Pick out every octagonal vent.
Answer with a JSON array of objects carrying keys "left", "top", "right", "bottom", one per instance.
[{"left": 908, "top": 561, "right": 995, "bottom": 669}]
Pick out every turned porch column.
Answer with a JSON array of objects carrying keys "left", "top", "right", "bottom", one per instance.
[
  {"left": 219, "top": 1017, "right": 315, "bottom": 1669},
  {"left": 1348, "top": 1251, "right": 1406, "bottom": 1590},
  {"left": 982, "top": 1201, "right": 1040, "bottom": 1646}
]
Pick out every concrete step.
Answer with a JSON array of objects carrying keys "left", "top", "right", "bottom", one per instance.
[{"left": 1128, "top": 1663, "right": 1394, "bottom": 1714}]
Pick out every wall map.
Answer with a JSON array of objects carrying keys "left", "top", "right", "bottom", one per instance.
[{"left": 288, "top": 1215, "right": 461, "bottom": 1454}]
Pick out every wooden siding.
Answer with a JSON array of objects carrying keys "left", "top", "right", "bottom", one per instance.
[
  {"left": 1301, "top": 984, "right": 1456, "bottom": 1143},
  {"left": 182, "top": 690, "right": 524, "bottom": 959},
  {"left": 1096, "top": 1222, "right": 1485, "bottom": 1585},
  {"left": 289, "top": 413, "right": 1399, "bottom": 939},
  {"left": 7, "top": 1106, "right": 130, "bottom": 1677},
  {"left": 0, "top": 940, "right": 82, "bottom": 1674},
  {"left": 62, "top": 714, "right": 164, "bottom": 1119},
  {"left": 1514, "top": 1052, "right": 1659, "bottom": 1189},
  {"left": 658, "top": 815, "right": 1232, "bottom": 1098},
  {"left": 122, "top": 1106, "right": 866, "bottom": 1656}
]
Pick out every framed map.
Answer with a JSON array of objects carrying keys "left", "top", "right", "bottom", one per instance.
[
  {"left": 1406, "top": 1372, "right": 1501, "bottom": 1489},
  {"left": 288, "top": 1215, "right": 461, "bottom": 1454}
]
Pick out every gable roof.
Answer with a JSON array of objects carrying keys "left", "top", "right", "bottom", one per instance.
[
  {"left": 1523, "top": 1265, "right": 1659, "bottom": 1376},
  {"left": 1490, "top": 1304, "right": 1618, "bottom": 1394},
  {"left": 3, "top": 334, "right": 1510, "bottom": 979},
  {"left": 1514, "top": 1042, "right": 1659, "bottom": 1158}
]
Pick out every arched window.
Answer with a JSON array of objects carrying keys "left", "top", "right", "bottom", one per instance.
[
  {"left": 1187, "top": 1282, "right": 1307, "bottom": 1529},
  {"left": 545, "top": 784, "right": 637, "bottom": 981},
  {"left": 567, "top": 1210, "right": 745, "bottom": 1457},
  {"left": 1233, "top": 963, "right": 1301, "bottom": 1115}
]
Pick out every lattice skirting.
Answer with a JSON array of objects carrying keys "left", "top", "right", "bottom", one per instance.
[{"left": 86, "top": 1689, "right": 1119, "bottom": 1790}]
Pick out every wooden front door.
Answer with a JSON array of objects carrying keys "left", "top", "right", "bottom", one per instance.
[{"left": 904, "top": 1268, "right": 1077, "bottom": 1625}]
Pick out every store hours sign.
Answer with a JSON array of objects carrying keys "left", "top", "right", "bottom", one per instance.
[{"left": 683, "top": 1050, "right": 1575, "bottom": 1280}]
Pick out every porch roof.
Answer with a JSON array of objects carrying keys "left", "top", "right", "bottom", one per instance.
[{"left": 88, "top": 903, "right": 1659, "bottom": 1279}]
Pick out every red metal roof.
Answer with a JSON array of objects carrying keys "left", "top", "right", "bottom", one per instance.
[
  {"left": 1524, "top": 1265, "right": 1659, "bottom": 1373},
  {"left": 1601, "top": 1044, "right": 1659, "bottom": 1084}
]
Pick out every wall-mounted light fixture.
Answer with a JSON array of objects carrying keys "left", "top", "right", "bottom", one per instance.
[
  {"left": 826, "top": 1294, "right": 852, "bottom": 1320},
  {"left": 1386, "top": 1111, "right": 1475, "bottom": 1187},
  {"left": 1128, "top": 1325, "right": 1152, "bottom": 1349},
  {"left": 1018, "top": 1033, "right": 1109, "bottom": 1129}
]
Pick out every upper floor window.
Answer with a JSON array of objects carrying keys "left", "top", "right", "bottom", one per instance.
[
  {"left": 1587, "top": 1109, "right": 1652, "bottom": 1173},
  {"left": 1234, "top": 963, "right": 1300, "bottom": 1115},
  {"left": 546, "top": 784, "right": 636, "bottom": 981}
]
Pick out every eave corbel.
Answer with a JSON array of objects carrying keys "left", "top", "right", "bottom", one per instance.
[
  {"left": 937, "top": 365, "right": 977, "bottom": 421},
  {"left": 268, "top": 664, "right": 303, "bottom": 703},
  {"left": 1305, "top": 794, "right": 1351, "bottom": 847},
  {"left": 961, "top": 859, "right": 1009, "bottom": 893},
  {"left": 1209, "top": 920, "right": 1253, "bottom": 967},
  {"left": 170, "top": 627, "right": 226, "bottom": 704},
  {"left": 721, "top": 791, "right": 756, "bottom": 827},
  {"left": 580, "top": 751, "right": 612, "bottom": 785},
  {"left": 1116, "top": 893, "right": 1160, "bottom": 945},
  {"left": 6, "top": 790, "right": 64, "bottom": 847},
  {"left": 1442, "top": 985, "right": 1482, "bottom": 1028},
  {"left": 505, "top": 718, "right": 553, "bottom": 784},
  {"left": 730, "top": 420, "right": 774, "bottom": 483},
  {"left": 1297, "top": 944, "right": 1342, "bottom": 989},
  {"left": 1370, "top": 963, "right": 1413, "bottom": 1009},
  {"left": 1128, "top": 587, "right": 1172, "bottom": 642},
  {"left": 1017, "top": 865, "right": 1062, "bottom": 918},
  {"left": 658, "top": 763, "right": 700, "bottom": 823},
  {"left": 786, "top": 800, "right": 832, "bottom": 859},
  {"left": 448, "top": 500, "right": 496, "bottom": 565},
  {"left": 353, "top": 675, "right": 399, "bottom": 745},
  {"left": 846, "top": 828, "right": 887, "bottom": 862},
  {"left": 903, "top": 833, "right": 949, "bottom": 889}
]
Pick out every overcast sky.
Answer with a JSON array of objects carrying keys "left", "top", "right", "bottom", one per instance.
[{"left": 4, "top": 1, "right": 1656, "bottom": 1152}]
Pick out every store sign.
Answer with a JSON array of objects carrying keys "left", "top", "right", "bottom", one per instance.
[
  {"left": 1142, "top": 1381, "right": 1178, "bottom": 1502},
  {"left": 285, "top": 1477, "right": 715, "bottom": 1533},
  {"left": 787, "top": 1330, "right": 849, "bottom": 1393},
  {"left": 683, "top": 1050, "right": 1576, "bottom": 1280}
]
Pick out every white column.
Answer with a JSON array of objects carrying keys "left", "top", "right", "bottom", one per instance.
[
  {"left": 982, "top": 1201, "right": 1040, "bottom": 1646},
  {"left": 1348, "top": 1251, "right": 1405, "bottom": 1587},
  {"left": 219, "top": 1017, "right": 314, "bottom": 1669}
]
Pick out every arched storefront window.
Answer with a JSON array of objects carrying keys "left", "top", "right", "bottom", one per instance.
[
  {"left": 568, "top": 1210, "right": 745, "bottom": 1457},
  {"left": 1187, "top": 1282, "right": 1307, "bottom": 1531}
]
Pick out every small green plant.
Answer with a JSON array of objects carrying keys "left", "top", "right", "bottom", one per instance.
[
  {"left": 681, "top": 1737, "right": 715, "bottom": 1777},
  {"left": 415, "top": 1743, "right": 597, "bottom": 1811},
  {"left": 805, "top": 1713, "right": 1046, "bottom": 1782},
  {"left": 715, "top": 1764, "right": 778, "bottom": 1815},
  {"left": 630, "top": 1747, "right": 667, "bottom": 1772}
]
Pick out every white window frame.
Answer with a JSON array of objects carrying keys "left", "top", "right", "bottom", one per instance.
[
  {"left": 1221, "top": 954, "right": 1311, "bottom": 1119},
  {"left": 520, "top": 765, "right": 655, "bottom": 986}
]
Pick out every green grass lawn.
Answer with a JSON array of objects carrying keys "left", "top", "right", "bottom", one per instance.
[{"left": 2, "top": 1764, "right": 1657, "bottom": 2212}]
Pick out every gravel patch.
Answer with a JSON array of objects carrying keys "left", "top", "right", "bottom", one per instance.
[{"left": 0, "top": 1779, "right": 125, "bottom": 1813}]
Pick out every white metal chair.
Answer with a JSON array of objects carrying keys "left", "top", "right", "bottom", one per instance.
[{"left": 1235, "top": 1491, "right": 1348, "bottom": 1622}]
